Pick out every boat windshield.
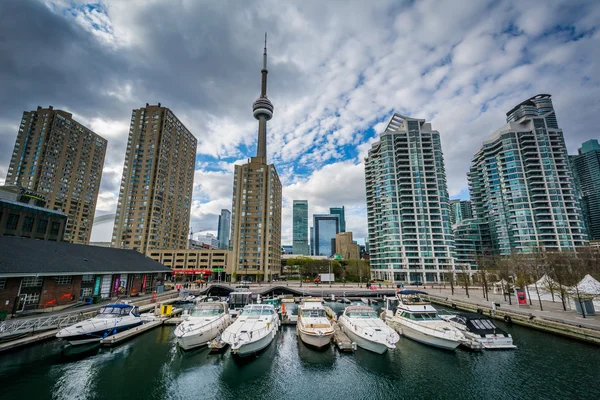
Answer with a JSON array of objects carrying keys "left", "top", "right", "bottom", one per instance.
[
  {"left": 346, "top": 310, "right": 378, "bottom": 319},
  {"left": 190, "top": 306, "right": 224, "bottom": 317},
  {"left": 402, "top": 294, "right": 430, "bottom": 304},
  {"left": 400, "top": 311, "right": 439, "bottom": 320},
  {"left": 302, "top": 309, "right": 326, "bottom": 318},
  {"left": 97, "top": 306, "right": 131, "bottom": 317},
  {"left": 471, "top": 318, "right": 497, "bottom": 330},
  {"left": 242, "top": 307, "right": 273, "bottom": 316}
]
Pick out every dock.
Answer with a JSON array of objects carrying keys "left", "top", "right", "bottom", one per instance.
[
  {"left": 332, "top": 321, "right": 356, "bottom": 352},
  {"left": 100, "top": 319, "right": 164, "bottom": 347},
  {"left": 0, "top": 329, "right": 59, "bottom": 353}
]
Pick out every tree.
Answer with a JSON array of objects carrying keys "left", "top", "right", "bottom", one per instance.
[
  {"left": 441, "top": 270, "right": 455, "bottom": 295},
  {"left": 457, "top": 264, "right": 471, "bottom": 298},
  {"left": 475, "top": 255, "right": 495, "bottom": 302},
  {"left": 495, "top": 255, "right": 514, "bottom": 305}
]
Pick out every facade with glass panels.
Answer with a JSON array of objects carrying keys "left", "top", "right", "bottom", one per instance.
[
  {"left": 329, "top": 206, "right": 346, "bottom": 232},
  {"left": 570, "top": 140, "right": 600, "bottom": 240},
  {"left": 449, "top": 200, "right": 473, "bottom": 226},
  {"left": 452, "top": 218, "right": 492, "bottom": 270},
  {"left": 292, "top": 200, "right": 309, "bottom": 255},
  {"left": 313, "top": 214, "right": 340, "bottom": 257},
  {"left": 364, "top": 114, "right": 455, "bottom": 283},
  {"left": 469, "top": 94, "right": 587, "bottom": 254},
  {"left": 217, "top": 209, "right": 231, "bottom": 250}
]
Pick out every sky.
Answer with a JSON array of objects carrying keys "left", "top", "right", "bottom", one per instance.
[{"left": 0, "top": 0, "right": 599, "bottom": 246}]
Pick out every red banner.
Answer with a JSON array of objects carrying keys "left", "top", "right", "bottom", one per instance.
[{"left": 171, "top": 269, "right": 212, "bottom": 275}]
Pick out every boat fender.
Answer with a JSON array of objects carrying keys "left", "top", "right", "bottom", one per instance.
[
  {"left": 451, "top": 303, "right": 457, "bottom": 309},
  {"left": 477, "top": 308, "right": 483, "bottom": 315},
  {"left": 504, "top": 315, "right": 512, "bottom": 323}
]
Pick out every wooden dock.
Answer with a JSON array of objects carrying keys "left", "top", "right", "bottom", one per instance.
[
  {"left": 100, "top": 319, "right": 164, "bottom": 347},
  {"left": 332, "top": 321, "right": 355, "bottom": 352},
  {"left": 0, "top": 329, "right": 59, "bottom": 353}
]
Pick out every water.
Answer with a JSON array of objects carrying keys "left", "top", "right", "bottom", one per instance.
[{"left": 1, "top": 302, "right": 599, "bottom": 400}]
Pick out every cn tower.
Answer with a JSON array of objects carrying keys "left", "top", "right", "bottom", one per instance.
[{"left": 253, "top": 33, "right": 274, "bottom": 160}]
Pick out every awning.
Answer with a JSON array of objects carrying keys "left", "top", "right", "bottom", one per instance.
[{"left": 171, "top": 269, "right": 213, "bottom": 275}]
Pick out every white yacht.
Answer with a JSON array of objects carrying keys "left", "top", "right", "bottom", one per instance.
[
  {"left": 56, "top": 304, "right": 143, "bottom": 345},
  {"left": 221, "top": 304, "right": 279, "bottom": 357},
  {"left": 383, "top": 291, "right": 465, "bottom": 350},
  {"left": 338, "top": 305, "right": 399, "bottom": 354},
  {"left": 228, "top": 290, "right": 254, "bottom": 318},
  {"left": 174, "top": 302, "right": 231, "bottom": 350},
  {"left": 439, "top": 312, "right": 517, "bottom": 350},
  {"left": 297, "top": 299, "right": 334, "bottom": 349}
]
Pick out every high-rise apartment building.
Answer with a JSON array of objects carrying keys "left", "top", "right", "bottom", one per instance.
[
  {"left": 330, "top": 206, "right": 346, "bottom": 232},
  {"left": 452, "top": 218, "right": 492, "bottom": 270},
  {"left": 229, "top": 36, "right": 282, "bottom": 281},
  {"left": 449, "top": 200, "right": 473, "bottom": 226},
  {"left": 293, "top": 200, "right": 309, "bottom": 255},
  {"left": 313, "top": 214, "right": 340, "bottom": 257},
  {"left": 5, "top": 106, "right": 107, "bottom": 244},
  {"left": 217, "top": 209, "right": 231, "bottom": 249},
  {"left": 365, "top": 113, "right": 455, "bottom": 283},
  {"left": 570, "top": 139, "right": 600, "bottom": 240},
  {"left": 111, "top": 104, "right": 197, "bottom": 254},
  {"left": 469, "top": 94, "right": 587, "bottom": 254}
]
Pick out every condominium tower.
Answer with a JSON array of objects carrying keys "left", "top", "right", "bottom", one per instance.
[
  {"left": 330, "top": 206, "right": 346, "bottom": 232},
  {"left": 5, "top": 106, "right": 107, "bottom": 244},
  {"left": 293, "top": 200, "right": 309, "bottom": 255},
  {"left": 217, "top": 209, "right": 231, "bottom": 249},
  {"left": 570, "top": 139, "right": 600, "bottom": 240},
  {"left": 469, "top": 94, "right": 587, "bottom": 254},
  {"left": 111, "top": 104, "right": 197, "bottom": 254},
  {"left": 449, "top": 200, "right": 473, "bottom": 226},
  {"left": 229, "top": 35, "right": 282, "bottom": 281},
  {"left": 365, "top": 113, "right": 455, "bottom": 283}
]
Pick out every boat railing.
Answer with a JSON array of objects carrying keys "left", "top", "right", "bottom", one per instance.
[
  {"left": 0, "top": 309, "right": 100, "bottom": 338},
  {"left": 399, "top": 317, "right": 463, "bottom": 339},
  {"left": 343, "top": 318, "right": 397, "bottom": 344},
  {"left": 179, "top": 317, "right": 226, "bottom": 334},
  {"left": 229, "top": 324, "right": 272, "bottom": 343}
]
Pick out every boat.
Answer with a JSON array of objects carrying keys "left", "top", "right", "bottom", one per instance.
[
  {"left": 228, "top": 289, "right": 254, "bottom": 318},
  {"left": 338, "top": 305, "right": 400, "bottom": 354},
  {"left": 439, "top": 312, "right": 517, "bottom": 349},
  {"left": 297, "top": 299, "right": 335, "bottom": 349},
  {"left": 221, "top": 304, "right": 279, "bottom": 357},
  {"left": 197, "top": 295, "right": 221, "bottom": 303},
  {"left": 174, "top": 302, "right": 231, "bottom": 350},
  {"left": 383, "top": 290, "right": 465, "bottom": 350},
  {"left": 360, "top": 298, "right": 371, "bottom": 305},
  {"left": 56, "top": 304, "right": 143, "bottom": 345}
]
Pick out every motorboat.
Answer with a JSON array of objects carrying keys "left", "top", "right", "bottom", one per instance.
[
  {"left": 338, "top": 305, "right": 399, "bottom": 354},
  {"left": 221, "top": 304, "right": 279, "bottom": 357},
  {"left": 297, "top": 299, "right": 334, "bottom": 349},
  {"left": 56, "top": 304, "right": 143, "bottom": 345},
  {"left": 228, "top": 290, "right": 254, "bottom": 318},
  {"left": 174, "top": 302, "right": 231, "bottom": 350},
  {"left": 197, "top": 296, "right": 221, "bottom": 303},
  {"left": 383, "top": 290, "right": 465, "bottom": 350},
  {"left": 439, "top": 312, "right": 517, "bottom": 349}
]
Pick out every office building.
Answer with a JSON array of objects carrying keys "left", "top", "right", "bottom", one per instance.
[
  {"left": 111, "top": 104, "right": 197, "bottom": 254},
  {"left": 335, "top": 231, "right": 360, "bottom": 260},
  {"left": 469, "top": 94, "right": 587, "bottom": 254},
  {"left": 449, "top": 200, "right": 472, "bottom": 226},
  {"left": 229, "top": 36, "right": 282, "bottom": 281},
  {"left": 365, "top": 113, "right": 455, "bottom": 283},
  {"left": 217, "top": 209, "right": 231, "bottom": 249},
  {"left": 330, "top": 206, "right": 346, "bottom": 232},
  {"left": 293, "top": 200, "right": 309, "bottom": 255},
  {"left": 4, "top": 106, "right": 107, "bottom": 244},
  {"left": 570, "top": 139, "right": 600, "bottom": 240},
  {"left": 189, "top": 233, "right": 219, "bottom": 249},
  {"left": 310, "top": 226, "right": 314, "bottom": 255},
  {"left": 313, "top": 214, "right": 340, "bottom": 257},
  {"left": 148, "top": 248, "right": 232, "bottom": 282}
]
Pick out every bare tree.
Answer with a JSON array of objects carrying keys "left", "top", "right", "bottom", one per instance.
[
  {"left": 495, "top": 255, "right": 514, "bottom": 305},
  {"left": 457, "top": 264, "right": 471, "bottom": 298}
]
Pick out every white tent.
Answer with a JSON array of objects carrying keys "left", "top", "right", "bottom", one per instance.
[
  {"left": 569, "top": 274, "right": 600, "bottom": 311},
  {"left": 526, "top": 274, "right": 563, "bottom": 302}
]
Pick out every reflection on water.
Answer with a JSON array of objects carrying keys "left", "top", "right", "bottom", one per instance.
[{"left": 1, "top": 311, "right": 599, "bottom": 400}]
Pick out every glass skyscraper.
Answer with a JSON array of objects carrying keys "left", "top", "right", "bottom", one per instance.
[
  {"left": 365, "top": 114, "right": 455, "bottom": 283},
  {"left": 217, "top": 209, "right": 231, "bottom": 250},
  {"left": 570, "top": 139, "right": 600, "bottom": 240},
  {"left": 292, "top": 200, "right": 309, "bottom": 254},
  {"left": 329, "top": 206, "right": 346, "bottom": 232},
  {"left": 313, "top": 214, "right": 340, "bottom": 257},
  {"left": 449, "top": 200, "right": 472, "bottom": 226},
  {"left": 469, "top": 94, "right": 587, "bottom": 254}
]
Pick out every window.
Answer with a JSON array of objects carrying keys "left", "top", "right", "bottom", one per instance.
[
  {"left": 26, "top": 293, "right": 40, "bottom": 305},
  {"left": 22, "top": 216, "right": 34, "bottom": 232},
  {"left": 50, "top": 221, "right": 60, "bottom": 235},
  {"left": 6, "top": 214, "right": 19, "bottom": 230},
  {"left": 55, "top": 276, "right": 72, "bottom": 285},
  {"left": 21, "top": 276, "right": 43, "bottom": 287},
  {"left": 0, "top": 278, "right": 5, "bottom": 290},
  {"left": 82, "top": 274, "right": 94, "bottom": 283},
  {"left": 81, "top": 287, "right": 93, "bottom": 297},
  {"left": 37, "top": 219, "right": 48, "bottom": 234}
]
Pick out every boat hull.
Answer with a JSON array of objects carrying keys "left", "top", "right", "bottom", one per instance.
[
  {"left": 175, "top": 321, "right": 226, "bottom": 351},
  {"left": 232, "top": 329, "right": 276, "bottom": 357},
  {"left": 341, "top": 324, "right": 389, "bottom": 354},
  {"left": 398, "top": 322, "right": 460, "bottom": 350},
  {"left": 57, "top": 321, "right": 144, "bottom": 346},
  {"left": 297, "top": 327, "right": 333, "bottom": 349}
]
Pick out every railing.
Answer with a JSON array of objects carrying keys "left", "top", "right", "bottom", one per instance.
[
  {"left": 341, "top": 317, "right": 398, "bottom": 345},
  {"left": 177, "top": 316, "right": 228, "bottom": 335}
]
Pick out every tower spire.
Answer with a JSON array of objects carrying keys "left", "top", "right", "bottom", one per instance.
[{"left": 253, "top": 33, "right": 274, "bottom": 160}]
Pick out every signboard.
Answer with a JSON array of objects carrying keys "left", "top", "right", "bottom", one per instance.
[
  {"left": 93, "top": 276, "right": 101, "bottom": 296},
  {"left": 212, "top": 268, "right": 224, "bottom": 272},
  {"left": 333, "top": 254, "right": 342, "bottom": 260}
]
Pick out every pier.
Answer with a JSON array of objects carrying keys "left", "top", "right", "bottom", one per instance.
[
  {"left": 332, "top": 321, "right": 355, "bottom": 352},
  {"left": 100, "top": 319, "right": 164, "bottom": 347}
]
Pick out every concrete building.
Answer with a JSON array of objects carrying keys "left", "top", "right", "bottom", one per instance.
[
  {"left": 293, "top": 200, "right": 309, "bottom": 255},
  {"left": 217, "top": 209, "right": 231, "bottom": 250},
  {"left": 313, "top": 214, "right": 340, "bottom": 257},
  {"left": 0, "top": 236, "right": 170, "bottom": 315},
  {"left": 469, "top": 94, "right": 587, "bottom": 254},
  {"left": 4, "top": 106, "right": 107, "bottom": 244},
  {"left": 229, "top": 36, "right": 282, "bottom": 282},
  {"left": 282, "top": 245, "right": 293, "bottom": 254},
  {"left": 335, "top": 231, "right": 360, "bottom": 260},
  {"left": 111, "top": 104, "right": 197, "bottom": 254},
  {"left": 0, "top": 185, "right": 67, "bottom": 241},
  {"left": 449, "top": 200, "right": 473, "bottom": 226},
  {"left": 365, "top": 113, "right": 455, "bottom": 283},
  {"left": 189, "top": 233, "right": 219, "bottom": 249},
  {"left": 330, "top": 206, "right": 346, "bottom": 232},
  {"left": 148, "top": 248, "right": 232, "bottom": 282},
  {"left": 570, "top": 139, "right": 600, "bottom": 240}
]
